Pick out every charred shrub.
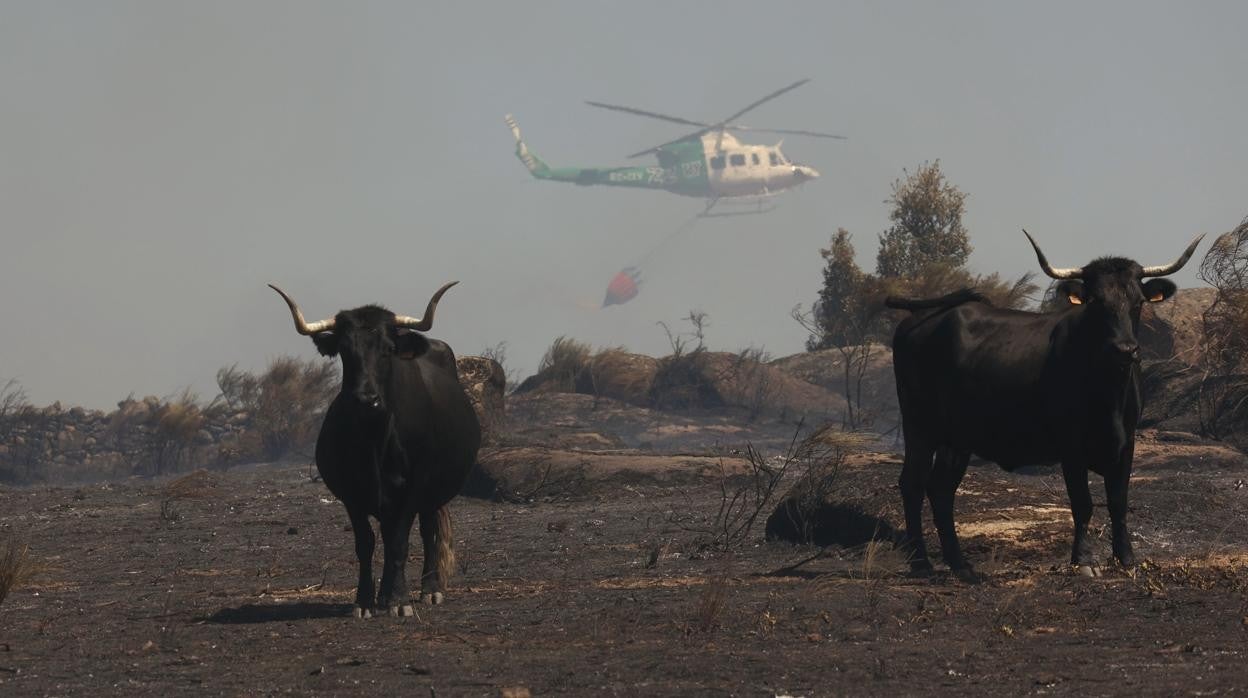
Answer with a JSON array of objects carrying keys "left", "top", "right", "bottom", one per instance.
[
  {"left": 146, "top": 389, "right": 208, "bottom": 476},
  {"left": 763, "top": 426, "right": 893, "bottom": 548},
  {"left": 0, "top": 379, "right": 42, "bottom": 484},
  {"left": 648, "top": 352, "right": 723, "bottom": 411},
  {"left": 217, "top": 356, "right": 338, "bottom": 461},
  {"left": 515, "top": 336, "right": 591, "bottom": 394},
  {"left": 1197, "top": 216, "right": 1248, "bottom": 445},
  {"left": 649, "top": 311, "right": 723, "bottom": 411}
]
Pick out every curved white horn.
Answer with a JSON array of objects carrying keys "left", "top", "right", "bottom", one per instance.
[
  {"left": 394, "top": 281, "right": 459, "bottom": 331},
  {"left": 268, "top": 284, "right": 336, "bottom": 335},
  {"left": 1023, "top": 229, "right": 1083, "bottom": 280},
  {"left": 1141, "top": 234, "right": 1206, "bottom": 277}
]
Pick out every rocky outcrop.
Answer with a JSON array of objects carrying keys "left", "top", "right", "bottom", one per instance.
[
  {"left": 456, "top": 355, "right": 506, "bottom": 442},
  {"left": 0, "top": 357, "right": 506, "bottom": 484},
  {"left": 0, "top": 397, "right": 251, "bottom": 483}
]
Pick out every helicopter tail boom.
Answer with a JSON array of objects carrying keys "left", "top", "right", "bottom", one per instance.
[{"left": 504, "top": 114, "right": 552, "bottom": 177}]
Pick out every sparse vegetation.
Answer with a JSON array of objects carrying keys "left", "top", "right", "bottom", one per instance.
[
  {"left": 695, "top": 422, "right": 863, "bottom": 555},
  {"left": 0, "top": 535, "right": 41, "bottom": 606},
  {"left": 216, "top": 356, "right": 339, "bottom": 461},
  {"left": 479, "top": 341, "right": 516, "bottom": 393},
  {"left": 585, "top": 347, "right": 654, "bottom": 408},
  {"left": 534, "top": 336, "right": 592, "bottom": 393},
  {"left": 146, "top": 389, "right": 210, "bottom": 476},
  {"left": 1197, "top": 216, "right": 1248, "bottom": 445},
  {"left": 0, "top": 379, "right": 41, "bottom": 483},
  {"left": 686, "top": 565, "right": 731, "bottom": 636},
  {"left": 650, "top": 311, "right": 722, "bottom": 411},
  {"left": 719, "top": 346, "right": 778, "bottom": 422},
  {"left": 801, "top": 164, "right": 1038, "bottom": 429}
]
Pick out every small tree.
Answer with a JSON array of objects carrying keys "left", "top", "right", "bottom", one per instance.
[
  {"left": 800, "top": 230, "right": 893, "bottom": 429},
  {"left": 873, "top": 160, "right": 1036, "bottom": 309},
  {"left": 875, "top": 160, "right": 972, "bottom": 278},
  {"left": 809, "top": 229, "right": 869, "bottom": 350}
]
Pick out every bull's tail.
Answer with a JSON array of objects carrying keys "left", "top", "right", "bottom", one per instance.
[
  {"left": 885, "top": 288, "right": 990, "bottom": 312},
  {"left": 436, "top": 506, "right": 455, "bottom": 589}
]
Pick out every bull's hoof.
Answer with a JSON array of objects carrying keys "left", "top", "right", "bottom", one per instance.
[
  {"left": 952, "top": 566, "right": 982, "bottom": 584},
  {"left": 387, "top": 604, "right": 416, "bottom": 618},
  {"left": 1075, "top": 564, "right": 1102, "bottom": 578},
  {"left": 352, "top": 606, "right": 373, "bottom": 619},
  {"left": 906, "top": 561, "right": 934, "bottom": 579},
  {"left": 421, "top": 591, "right": 444, "bottom": 605}
]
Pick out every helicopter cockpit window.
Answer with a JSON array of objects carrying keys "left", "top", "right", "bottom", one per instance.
[
  {"left": 769, "top": 152, "right": 781, "bottom": 166},
  {"left": 729, "top": 153, "right": 746, "bottom": 167},
  {"left": 751, "top": 153, "right": 760, "bottom": 165},
  {"left": 710, "top": 155, "right": 726, "bottom": 170}
]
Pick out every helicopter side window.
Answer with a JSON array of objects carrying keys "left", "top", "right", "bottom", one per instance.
[
  {"left": 709, "top": 155, "right": 726, "bottom": 171},
  {"left": 729, "top": 153, "right": 746, "bottom": 167},
  {"left": 769, "top": 152, "right": 780, "bottom": 166},
  {"left": 751, "top": 153, "right": 760, "bottom": 166}
]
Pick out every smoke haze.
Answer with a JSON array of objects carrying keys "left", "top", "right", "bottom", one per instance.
[{"left": 2, "top": 1, "right": 1245, "bottom": 407}]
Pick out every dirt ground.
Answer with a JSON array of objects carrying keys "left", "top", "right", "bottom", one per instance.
[{"left": 2, "top": 429, "right": 1248, "bottom": 696}]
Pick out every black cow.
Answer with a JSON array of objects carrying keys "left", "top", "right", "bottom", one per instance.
[
  {"left": 886, "top": 232, "right": 1203, "bottom": 579},
  {"left": 270, "top": 282, "right": 480, "bottom": 617}
]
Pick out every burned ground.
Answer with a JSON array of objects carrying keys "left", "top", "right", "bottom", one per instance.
[{"left": 1, "top": 424, "right": 1246, "bottom": 696}]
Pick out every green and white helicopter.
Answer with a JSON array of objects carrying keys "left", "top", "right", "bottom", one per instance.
[{"left": 506, "top": 79, "right": 844, "bottom": 216}]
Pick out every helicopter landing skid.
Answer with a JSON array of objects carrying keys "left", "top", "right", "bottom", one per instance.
[{"left": 697, "top": 197, "right": 777, "bottom": 218}]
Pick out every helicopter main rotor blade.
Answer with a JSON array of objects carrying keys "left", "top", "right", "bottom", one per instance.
[
  {"left": 719, "top": 78, "right": 811, "bottom": 127},
  {"left": 584, "top": 101, "right": 711, "bottom": 129},
  {"left": 724, "top": 125, "right": 847, "bottom": 140},
  {"left": 626, "top": 129, "right": 710, "bottom": 159}
]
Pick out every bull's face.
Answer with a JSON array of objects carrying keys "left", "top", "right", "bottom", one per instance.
[
  {"left": 1025, "top": 230, "right": 1201, "bottom": 367},
  {"left": 1052, "top": 264, "right": 1176, "bottom": 366},
  {"left": 308, "top": 308, "right": 430, "bottom": 413},
  {"left": 268, "top": 282, "right": 459, "bottom": 413}
]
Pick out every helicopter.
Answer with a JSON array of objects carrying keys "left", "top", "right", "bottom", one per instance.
[{"left": 506, "top": 79, "right": 844, "bottom": 217}]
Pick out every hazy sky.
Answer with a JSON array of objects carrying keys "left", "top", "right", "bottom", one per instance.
[{"left": 2, "top": 1, "right": 1246, "bottom": 408}]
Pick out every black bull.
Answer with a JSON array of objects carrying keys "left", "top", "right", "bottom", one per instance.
[
  {"left": 886, "top": 231, "right": 1203, "bottom": 579},
  {"left": 270, "top": 282, "right": 480, "bottom": 617}
]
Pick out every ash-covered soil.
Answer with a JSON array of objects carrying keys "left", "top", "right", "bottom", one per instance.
[{"left": 2, "top": 426, "right": 1247, "bottom": 696}]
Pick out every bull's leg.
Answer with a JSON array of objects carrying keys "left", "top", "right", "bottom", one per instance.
[
  {"left": 417, "top": 506, "right": 455, "bottom": 605},
  {"left": 1061, "top": 461, "right": 1099, "bottom": 576},
  {"left": 928, "top": 447, "right": 974, "bottom": 581},
  {"left": 1105, "top": 446, "right": 1136, "bottom": 568},
  {"left": 898, "top": 439, "right": 936, "bottom": 575},
  {"left": 347, "top": 507, "right": 376, "bottom": 618},
  {"left": 375, "top": 509, "right": 418, "bottom": 617}
]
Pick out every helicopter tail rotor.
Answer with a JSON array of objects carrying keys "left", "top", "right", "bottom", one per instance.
[{"left": 504, "top": 114, "right": 551, "bottom": 175}]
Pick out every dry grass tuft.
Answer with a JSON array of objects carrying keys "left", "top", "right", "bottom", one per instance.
[
  {"left": 0, "top": 535, "right": 44, "bottom": 605},
  {"left": 537, "top": 336, "right": 592, "bottom": 392},
  {"left": 160, "top": 468, "right": 220, "bottom": 501},
  {"left": 859, "top": 536, "right": 906, "bottom": 581},
  {"left": 687, "top": 567, "right": 731, "bottom": 635}
]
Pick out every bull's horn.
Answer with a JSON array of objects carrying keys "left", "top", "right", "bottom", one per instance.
[
  {"left": 394, "top": 281, "right": 459, "bottom": 331},
  {"left": 1141, "top": 234, "right": 1206, "bottom": 277},
  {"left": 1023, "top": 229, "right": 1083, "bottom": 280},
  {"left": 268, "top": 284, "right": 336, "bottom": 335}
]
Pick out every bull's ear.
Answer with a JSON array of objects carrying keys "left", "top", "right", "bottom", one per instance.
[
  {"left": 1055, "top": 279, "right": 1086, "bottom": 306},
  {"left": 1142, "top": 278, "right": 1177, "bottom": 303},
  {"left": 311, "top": 331, "right": 339, "bottom": 357},
  {"left": 392, "top": 328, "right": 430, "bottom": 361}
]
